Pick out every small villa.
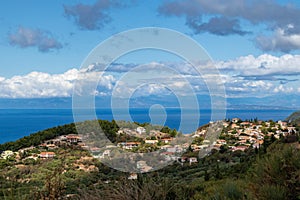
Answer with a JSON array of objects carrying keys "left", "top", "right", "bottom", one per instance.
[
  {"left": 128, "top": 173, "right": 138, "bottom": 180},
  {"left": 66, "top": 134, "right": 82, "bottom": 143},
  {"left": 136, "top": 126, "right": 146, "bottom": 134},
  {"left": 161, "top": 138, "right": 173, "bottom": 144},
  {"left": 145, "top": 139, "right": 158, "bottom": 144},
  {"left": 118, "top": 142, "right": 141, "bottom": 150},
  {"left": 1, "top": 150, "right": 14, "bottom": 159},
  {"left": 189, "top": 157, "right": 198, "bottom": 165},
  {"left": 39, "top": 152, "right": 55, "bottom": 159},
  {"left": 232, "top": 146, "right": 248, "bottom": 152}
]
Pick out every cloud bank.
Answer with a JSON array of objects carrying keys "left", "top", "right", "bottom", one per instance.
[{"left": 1, "top": 54, "right": 300, "bottom": 98}]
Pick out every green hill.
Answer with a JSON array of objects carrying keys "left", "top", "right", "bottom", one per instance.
[
  {"left": 0, "top": 118, "right": 300, "bottom": 199},
  {"left": 286, "top": 111, "right": 300, "bottom": 125}
]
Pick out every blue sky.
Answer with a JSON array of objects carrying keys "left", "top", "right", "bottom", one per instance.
[{"left": 1, "top": 0, "right": 300, "bottom": 100}]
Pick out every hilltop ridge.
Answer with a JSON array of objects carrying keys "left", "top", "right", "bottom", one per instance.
[{"left": 286, "top": 110, "right": 300, "bottom": 125}]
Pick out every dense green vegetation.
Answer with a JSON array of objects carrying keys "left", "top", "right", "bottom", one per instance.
[
  {"left": 0, "top": 120, "right": 121, "bottom": 152},
  {"left": 0, "top": 123, "right": 76, "bottom": 152},
  {"left": 286, "top": 110, "right": 300, "bottom": 126}
]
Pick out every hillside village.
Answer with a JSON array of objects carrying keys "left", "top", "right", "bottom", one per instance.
[
  {"left": 0, "top": 117, "right": 299, "bottom": 199},
  {"left": 1, "top": 118, "right": 298, "bottom": 176}
]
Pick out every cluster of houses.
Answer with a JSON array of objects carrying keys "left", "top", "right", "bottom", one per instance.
[
  {"left": 191, "top": 118, "right": 297, "bottom": 153},
  {"left": 0, "top": 134, "right": 83, "bottom": 162}
]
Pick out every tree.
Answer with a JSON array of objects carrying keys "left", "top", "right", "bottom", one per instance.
[
  {"left": 204, "top": 170, "right": 209, "bottom": 181},
  {"left": 192, "top": 137, "right": 204, "bottom": 145},
  {"left": 170, "top": 129, "right": 177, "bottom": 137},
  {"left": 219, "top": 145, "right": 228, "bottom": 154},
  {"left": 215, "top": 161, "right": 222, "bottom": 180},
  {"left": 161, "top": 126, "right": 171, "bottom": 134},
  {"left": 34, "top": 159, "right": 66, "bottom": 199}
]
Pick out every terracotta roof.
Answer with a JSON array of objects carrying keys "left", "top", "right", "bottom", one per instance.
[
  {"left": 161, "top": 138, "right": 172, "bottom": 141},
  {"left": 40, "top": 152, "right": 55, "bottom": 155},
  {"left": 66, "top": 135, "right": 80, "bottom": 139},
  {"left": 125, "top": 142, "right": 141, "bottom": 145}
]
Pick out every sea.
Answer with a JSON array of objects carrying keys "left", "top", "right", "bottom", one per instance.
[{"left": 0, "top": 108, "right": 296, "bottom": 144}]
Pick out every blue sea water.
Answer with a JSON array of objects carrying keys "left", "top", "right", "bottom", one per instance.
[{"left": 0, "top": 108, "right": 296, "bottom": 144}]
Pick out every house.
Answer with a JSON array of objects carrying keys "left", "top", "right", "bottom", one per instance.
[
  {"left": 1, "top": 150, "right": 14, "bottom": 159},
  {"left": 38, "top": 143, "right": 47, "bottom": 148},
  {"left": 223, "top": 122, "right": 229, "bottom": 127},
  {"left": 165, "top": 147, "right": 177, "bottom": 153},
  {"left": 18, "top": 146, "right": 35, "bottom": 153},
  {"left": 189, "top": 157, "right": 198, "bottom": 165},
  {"left": 161, "top": 151, "right": 175, "bottom": 156},
  {"left": 145, "top": 139, "right": 158, "bottom": 144},
  {"left": 161, "top": 138, "right": 173, "bottom": 144},
  {"left": 90, "top": 147, "right": 101, "bottom": 153},
  {"left": 231, "top": 124, "right": 240, "bottom": 129},
  {"left": 214, "top": 143, "right": 223, "bottom": 148},
  {"left": 39, "top": 152, "right": 55, "bottom": 159},
  {"left": 238, "top": 140, "right": 247, "bottom": 144},
  {"left": 46, "top": 144, "right": 58, "bottom": 149},
  {"left": 101, "top": 149, "right": 111, "bottom": 157},
  {"left": 128, "top": 173, "right": 138, "bottom": 180},
  {"left": 77, "top": 142, "right": 86, "bottom": 147},
  {"left": 160, "top": 145, "right": 172, "bottom": 150},
  {"left": 179, "top": 156, "right": 188, "bottom": 163},
  {"left": 232, "top": 146, "right": 248, "bottom": 152},
  {"left": 191, "top": 144, "right": 207, "bottom": 151},
  {"left": 136, "top": 126, "right": 146, "bottom": 134},
  {"left": 66, "top": 134, "right": 82, "bottom": 143},
  {"left": 240, "top": 122, "right": 251, "bottom": 126},
  {"left": 238, "top": 136, "right": 251, "bottom": 141},
  {"left": 216, "top": 139, "right": 227, "bottom": 145},
  {"left": 192, "top": 129, "right": 206, "bottom": 137},
  {"left": 203, "top": 140, "right": 211, "bottom": 144},
  {"left": 161, "top": 151, "right": 176, "bottom": 161},
  {"left": 154, "top": 131, "right": 169, "bottom": 139},
  {"left": 232, "top": 118, "right": 240, "bottom": 123},
  {"left": 287, "top": 127, "right": 296, "bottom": 134},
  {"left": 141, "top": 166, "right": 152, "bottom": 173},
  {"left": 278, "top": 120, "right": 287, "bottom": 128},
  {"left": 24, "top": 155, "right": 38, "bottom": 161},
  {"left": 137, "top": 160, "right": 152, "bottom": 172},
  {"left": 118, "top": 142, "right": 141, "bottom": 150}
]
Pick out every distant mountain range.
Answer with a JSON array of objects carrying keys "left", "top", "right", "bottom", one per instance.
[{"left": 0, "top": 94, "right": 299, "bottom": 110}]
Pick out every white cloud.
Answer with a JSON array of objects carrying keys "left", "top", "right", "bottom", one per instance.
[
  {"left": 215, "top": 54, "right": 300, "bottom": 97},
  {"left": 256, "top": 27, "right": 300, "bottom": 52},
  {"left": 0, "top": 69, "right": 115, "bottom": 98},
  {"left": 242, "top": 80, "right": 272, "bottom": 89},
  {"left": 274, "top": 85, "right": 294, "bottom": 93},
  {"left": 217, "top": 54, "right": 300, "bottom": 77}
]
